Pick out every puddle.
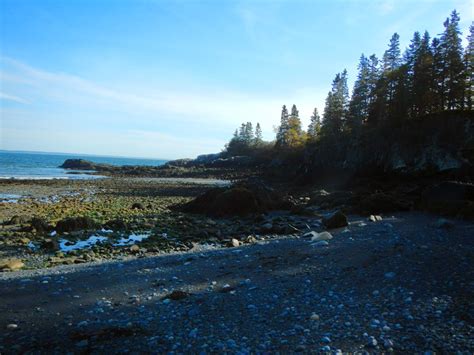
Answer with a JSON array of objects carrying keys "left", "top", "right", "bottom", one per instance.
[
  {"left": 113, "top": 233, "right": 150, "bottom": 246},
  {"left": 0, "top": 194, "right": 22, "bottom": 203},
  {"left": 56, "top": 232, "right": 152, "bottom": 252},
  {"left": 59, "top": 235, "right": 109, "bottom": 252}
]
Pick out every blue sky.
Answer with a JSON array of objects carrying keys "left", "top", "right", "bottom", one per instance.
[{"left": 0, "top": 0, "right": 472, "bottom": 159}]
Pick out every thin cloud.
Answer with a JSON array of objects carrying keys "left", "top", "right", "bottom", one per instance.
[
  {"left": 0, "top": 92, "right": 30, "bottom": 104},
  {"left": 0, "top": 56, "right": 327, "bottom": 138}
]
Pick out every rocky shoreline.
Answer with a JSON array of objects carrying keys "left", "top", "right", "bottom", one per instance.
[{"left": 0, "top": 172, "right": 473, "bottom": 352}]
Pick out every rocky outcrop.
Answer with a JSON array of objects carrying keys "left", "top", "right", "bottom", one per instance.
[
  {"left": 177, "top": 179, "right": 294, "bottom": 216},
  {"left": 55, "top": 216, "right": 98, "bottom": 233},
  {"left": 301, "top": 112, "right": 474, "bottom": 180}
]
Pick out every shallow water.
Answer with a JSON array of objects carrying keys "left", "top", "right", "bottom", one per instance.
[
  {"left": 59, "top": 236, "right": 109, "bottom": 252},
  {"left": 0, "top": 150, "right": 167, "bottom": 180}
]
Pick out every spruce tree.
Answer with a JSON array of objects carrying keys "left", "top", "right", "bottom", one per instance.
[
  {"left": 413, "top": 31, "right": 434, "bottom": 115},
  {"left": 464, "top": 24, "right": 474, "bottom": 109},
  {"left": 432, "top": 37, "right": 445, "bottom": 111},
  {"left": 439, "top": 10, "right": 465, "bottom": 109},
  {"left": 254, "top": 123, "right": 263, "bottom": 145},
  {"left": 348, "top": 54, "right": 372, "bottom": 129},
  {"left": 307, "top": 107, "right": 321, "bottom": 139},
  {"left": 322, "top": 70, "right": 349, "bottom": 135},
  {"left": 287, "top": 104, "right": 304, "bottom": 146},
  {"left": 276, "top": 105, "right": 289, "bottom": 147}
]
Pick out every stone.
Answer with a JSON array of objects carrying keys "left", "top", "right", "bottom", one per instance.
[
  {"left": 131, "top": 202, "right": 144, "bottom": 210},
  {"left": 56, "top": 216, "right": 97, "bottom": 233},
  {"left": 261, "top": 222, "right": 273, "bottom": 231},
  {"left": 383, "top": 339, "right": 394, "bottom": 349},
  {"left": 0, "top": 259, "right": 24, "bottom": 271},
  {"left": 369, "top": 215, "right": 383, "bottom": 222},
  {"left": 366, "top": 336, "right": 378, "bottom": 348},
  {"left": 30, "top": 217, "right": 52, "bottom": 233},
  {"left": 129, "top": 245, "right": 140, "bottom": 252},
  {"left": 163, "top": 290, "right": 189, "bottom": 301},
  {"left": 6, "top": 324, "right": 18, "bottom": 330},
  {"left": 41, "top": 238, "right": 59, "bottom": 251},
  {"left": 230, "top": 238, "right": 240, "bottom": 247},
  {"left": 310, "top": 231, "right": 333, "bottom": 242},
  {"left": 384, "top": 272, "right": 396, "bottom": 279},
  {"left": 310, "top": 313, "right": 320, "bottom": 321},
  {"left": 322, "top": 211, "right": 348, "bottom": 229}
]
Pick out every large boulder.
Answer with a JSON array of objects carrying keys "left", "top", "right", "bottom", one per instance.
[
  {"left": 178, "top": 179, "right": 293, "bottom": 216},
  {"left": 322, "top": 211, "right": 348, "bottom": 229},
  {"left": 421, "top": 181, "right": 474, "bottom": 218},
  {"left": 354, "top": 192, "right": 411, "bottom": 214},
  {"left": 55, "top": 216, "right": 98, "bottom": 233}
]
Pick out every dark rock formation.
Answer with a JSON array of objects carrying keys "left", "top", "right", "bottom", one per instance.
[
  {"left": 56, "top": 216, "right": 98, "bottom": 233},
  {"left": 177, "top": 179, "right": 293, "bottom": 216},
  {"left": 322, "top": 211, "right": 348, "bottom": 229}
]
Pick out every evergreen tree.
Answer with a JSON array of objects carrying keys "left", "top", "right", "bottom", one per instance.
[
  {"left": 464, "top": 24, "right": 474, "bottom": 109},
  {"left": 383, "top": 33, "right": 402, "bottom": 121},
  {"left": 322, "top": 70, "right": 349, "bottom": 135},
  {"left": 404, "top": 32, "right": 422, "bottom": 116},
  {"left": 383, "top": 33, "right": 401, "bottom": 72},
  {"left": 254, "top": 123, "right": 263, "bottom": 145},
  {"left": 307, "top": 107, "right": 321, "bottom": 139},
  {"left": 412, "top": 31, "right": 434, "bottom": 115},
  {"left": 276, "top": 105, "right": 289, "bottom": 147},
  {"left": 286, "top": 104, "right": 305, "bottom": 146},
  {"left": 439, "top": 10, "right": 465, "bottom": 109},
  {"left": 243, "top": 122, "right": 254, "bottom": 143},
  {"left": 348, "top": 54, "right": 372, "bottom": 129},
  {"left": 432, "top": 37, "right": 445, "bottom": 111}
]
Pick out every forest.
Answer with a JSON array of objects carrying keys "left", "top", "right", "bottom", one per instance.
[{"left": 225, "top": 10, "right": 473, "bottom": 163}]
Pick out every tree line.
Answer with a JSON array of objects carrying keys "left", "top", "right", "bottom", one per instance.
[{"left": 225, "top": 10, "right": 473, "bottom": 155}]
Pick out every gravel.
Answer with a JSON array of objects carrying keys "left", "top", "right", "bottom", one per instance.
[{"left": 0, "top": 212, "right": 473, "bottom": 353}]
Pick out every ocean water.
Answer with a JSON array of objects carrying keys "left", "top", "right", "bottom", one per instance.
[{"left": 0, "top": 150, "right": 167, "bottom": 180}]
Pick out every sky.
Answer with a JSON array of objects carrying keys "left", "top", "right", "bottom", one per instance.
[{"left": 0, "top": 0, "right": 472, "bottom": 159}]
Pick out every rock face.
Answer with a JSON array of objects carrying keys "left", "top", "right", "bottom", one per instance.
[
  {"left": 301, "top": 112, "right": 474, "bottom": 180},
  {"left": 55, "top": 216, "right": 98, "bottom": 233},
  {"left": 178, "top": 180, "right": 293, "bottom": 216}
]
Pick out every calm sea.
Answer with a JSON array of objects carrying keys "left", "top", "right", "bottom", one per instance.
[{"left": 0, "top": 150, "right": 168, "bottom": 179}]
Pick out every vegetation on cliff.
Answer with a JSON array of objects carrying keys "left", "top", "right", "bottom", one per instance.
[{"left": 223, "top": 10, "right": 474, "bottom": 178}]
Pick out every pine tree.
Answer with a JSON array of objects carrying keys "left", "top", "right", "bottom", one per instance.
[
  {"left": 254, "top": 123, "right": 263, "bottom": 145},
  {"left": 276, "top": 105, "right": 289, "bottom": 147},
  {"left": 464, "top": 24, "right": 474, "bottom": 109},
  {"left": 307, "top": 107, "right": 321, "bottom": 140},
  {"left": 439, "top": 10, "right": 465, "bottom": 109}
]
